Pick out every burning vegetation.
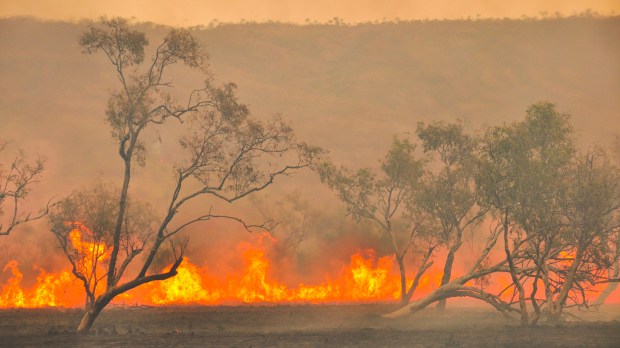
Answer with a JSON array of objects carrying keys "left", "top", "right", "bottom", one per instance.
[
  {"left": 0, "top": 226, "right": 411, "bottom": 307},
  {"left": 0, "top": 16, "right": 619, "bottom": 337}
]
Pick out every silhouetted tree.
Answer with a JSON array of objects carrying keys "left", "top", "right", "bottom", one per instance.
[
  {"left": 54, "top": 17, "right": 319, "bottom": 334},
  {"left": 319, "top": 137, "right": 437, "bottom": 305},
  {"left": 0, "top": 141, "right": 49, "bottom": 236}
]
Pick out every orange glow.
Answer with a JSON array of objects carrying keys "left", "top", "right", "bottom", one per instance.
[
  {"left": 0, "top": 260, "right": 73, "bottom": 308},
  {"left": 1, "top": 230, "right": 618, "bottom": 308},
  {"left": 67, "top": 222, "right": 109, "bottom": 288},
  {"left": 138, "top": 248, "right": 401, "bottom": 305}
]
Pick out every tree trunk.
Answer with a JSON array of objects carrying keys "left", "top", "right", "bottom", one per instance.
[
  {"left": 436, "top": 248, "right": 456, "bottom": 311},
  {"left": 107, "top": 156, "right": 132, "bottom": 288},
  {"left": 402, "top": 249, "right": 435, "bottom": 307},
  {"left": 547, "top": 249, "right": 584, "bottom": 324},
  {"left": 76, "top": 301, "right": 107, "bottom": 334},
  {"left": 385, "top": 284, "right": 514, "bottom": 319},
  {"left": 396, "top": 255, "right": 411, "bottom": 306},
  {"left": 547, "top": 302, "right": 562, "bottom": 323},
  {"left": 502, "top": 212, "right": 528, "bottom": 325},
  {"left": 385, "top": 286, "right": 451, "bottom": 318},
  {"left": 529, "top": 269, "right": 542, "bottom": 326}
]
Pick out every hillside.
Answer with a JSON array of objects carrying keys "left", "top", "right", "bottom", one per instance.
[
  {"left": 0, "top": 16, "right": 619, "bottom": 267},
  {"left": 1, "top": 17, "right": 619, "bottom": 167}
]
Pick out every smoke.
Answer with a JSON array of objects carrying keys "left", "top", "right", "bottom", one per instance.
[
  {"left": 1, "top": 17, "right": 619, "bottom": 304},
  {"left": 1, "top": 0, "right": 619, "bottom": 26}
]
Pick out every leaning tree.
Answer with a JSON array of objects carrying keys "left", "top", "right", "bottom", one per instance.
[{"left": 51, "top": 17, "right": 320, "bottom": 334}]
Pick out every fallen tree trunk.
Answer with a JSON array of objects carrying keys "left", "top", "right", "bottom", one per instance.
[
  {"left": 384, "top": 227, "right": 517, "bottom": 318},
  {"left": 384, "top": 284, "right": 518, "bottom": 318}
]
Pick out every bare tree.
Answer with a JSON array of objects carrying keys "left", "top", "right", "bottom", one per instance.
[
  {"left": 53, "top": 17, "right": 320, "bottom": 334},
  {"left": 0, "top": 141, "right": 49, "bottom": 236},
  {"left": 319, "top": 137, "right": 436, "bottom": 305},
  {"left": 251, "top": 192, "right": 318, "bottom": 256}
]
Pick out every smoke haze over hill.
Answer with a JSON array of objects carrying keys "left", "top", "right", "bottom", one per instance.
[{"left": 0, "top": 16, "right": 618, "bottom": 294}]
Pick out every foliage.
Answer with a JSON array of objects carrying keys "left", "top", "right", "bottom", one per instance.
[
  {"left": 51, "top": 17, "right": 319, "bottom": 334},
  {"left": 319, "top": 137, "right": 436, "bottom": 304}
]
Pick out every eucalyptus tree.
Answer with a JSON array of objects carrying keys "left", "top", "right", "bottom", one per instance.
[
  {"left": 476, "top": 102, "right": 620, "bottom": 324},
  {"left": 544, "top": 150, "right": 620, "bottom": 322},
  {"left": 415, "top": 120, "right": 486, "bottom": 311},
  {"left": 384, "top": 102, "right": 620, "bottom": 321},
  {"left": 318, "top": 137, "right": 434, "bottom": 305},
  {"left": 56, "top": 17, "right": 319, "bottom": 334},
  {"left": 503, "top": 103, "right": 580, "bottom": 325},
  {"left": 593, "top": 135, "right": 620, "bottom": 304}
]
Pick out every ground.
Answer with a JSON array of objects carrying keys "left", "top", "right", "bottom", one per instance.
[{"left": 0, "top": 304, "right": 619, "bottom": 347}]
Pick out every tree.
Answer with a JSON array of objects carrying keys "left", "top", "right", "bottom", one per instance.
[
  {"left": 54, "top": 17, "right": 319, "bottom": 334},
  {"left": 386, "top": 102, "right": 577, "bottom": 320},
  {"left": 475, "top": 102, "right": 576, "bottom": 325},
  {"left": 0, "top": 141, "right": 49, "bottom": 236},
  {"left": 415, "top": 120, "right": 486, "bottom": 310},
  {"left": 593, "top": 135, "right": 620, "bottom": 304},
  {"left": 354, "top": 102, "right": 620, "bottom": 321},
  {"left": 319, "top": 137, "right": 435, "bottom": 305},
  {"left": 251, "top": 191, "right": 319, "bottom": 256},
  {"left": 544, "top": 150, "right": 620, "bottom": 322},
  {"left": 49, "top": 183, "right": 156, "bottom": 310}
]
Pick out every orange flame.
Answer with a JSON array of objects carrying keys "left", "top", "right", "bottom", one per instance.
[
  {"left": 139, "top": 248, "right": 400, "bottom": 305},
  {"left": 0, "top": 260, "right": 73, "bottom": 308},
  {"left": 1, "top": 228, "right": 619, "bottom": 308}
]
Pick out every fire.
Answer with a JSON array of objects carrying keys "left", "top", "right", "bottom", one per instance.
[
  {"left": 67, "top": 222, "right": 109, "bottom": 287},
  {"left": 149, "top": 260, "right": 222, "bottom": 305},
  {"left": 139, "top": 248, "right": 400, "bottom": 305},
  {"left": 0, "top": 260, "right": 73, "bottom": 308},
  {"left": 1, "top": 227, "right": 619, "bottom": 308}
]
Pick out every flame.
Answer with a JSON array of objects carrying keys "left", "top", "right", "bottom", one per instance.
[
  {"left": 0, "top": 260, "right": 73, "bottom": 308},
  {"left": 67, "top": 222, "right": 110, "bottom": 289},
  {"left": 1, "top": 228, "right": 619, "bottom": 308},
  {"left": 149, "top": 260, "right": 222, "bottom": 305},
  {"left": 139, "top": 248, "right": 400, "bottom": 305}
]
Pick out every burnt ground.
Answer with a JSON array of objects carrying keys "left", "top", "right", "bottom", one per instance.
[{"left": 0, "top": 304, "right": 619, "bottom": 347}]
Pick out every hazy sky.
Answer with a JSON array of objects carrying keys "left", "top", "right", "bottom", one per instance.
[{"left": 1, "top": 0, "right": 618, "bottom": 26}]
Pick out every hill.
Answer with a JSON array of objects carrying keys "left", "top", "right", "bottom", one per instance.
[{"left": 0, "top": 16, "right": 618, "bottom": 267}]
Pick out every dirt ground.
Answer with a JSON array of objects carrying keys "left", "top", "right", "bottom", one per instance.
[{"left": 0, "top": 304, "right": 618, "bottom": 347}]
